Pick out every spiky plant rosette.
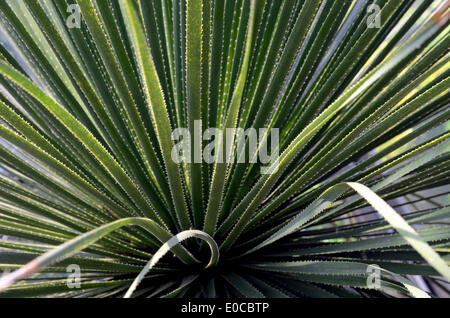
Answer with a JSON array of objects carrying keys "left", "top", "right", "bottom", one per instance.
[{"left": 0, "top": 0, "right": 448, "bottom": 298}]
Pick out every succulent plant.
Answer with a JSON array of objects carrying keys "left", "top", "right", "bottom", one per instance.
[{"left": 0, "top": 0, "right": 448, "bottom": 298}]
